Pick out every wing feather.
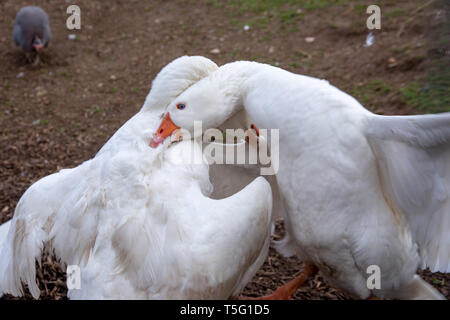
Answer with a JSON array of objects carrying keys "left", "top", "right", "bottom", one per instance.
[{"left": 365, "top": 113, "right": 450, "bottom": 272}]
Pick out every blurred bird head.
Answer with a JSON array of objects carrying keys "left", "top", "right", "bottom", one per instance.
[{"left": 32, "top": 36, "right": 44, "bottom": 51}]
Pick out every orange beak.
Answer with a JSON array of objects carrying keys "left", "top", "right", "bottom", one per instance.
[{"left": 150, "top": 113, "right": 180, "bottom": 148}]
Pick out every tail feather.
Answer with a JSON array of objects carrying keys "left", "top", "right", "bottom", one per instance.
[
  {"left": 0, "top": 217, "right": 48, "bottom": 299},
  {"left": 365, "top": 113, "right": 450, "bottom": 273}
]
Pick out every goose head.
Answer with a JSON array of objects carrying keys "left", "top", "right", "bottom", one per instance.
[
  {"left": 150, "top": 76, "right": 236, "bottom": 148},
  {"left": 32, "top": 36, "right": 44, "bottom": 51}
]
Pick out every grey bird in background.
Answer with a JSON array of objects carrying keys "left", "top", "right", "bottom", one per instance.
[{"left": 13, "top": 6, "right": 51, "bottom": 65}]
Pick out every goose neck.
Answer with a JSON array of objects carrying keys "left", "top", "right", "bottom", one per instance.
[{"left": 213, "top": 61, "right": 266, "bottom": 114}]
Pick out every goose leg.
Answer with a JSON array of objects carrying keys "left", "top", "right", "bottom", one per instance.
[
  {"left": 238, "top": 263, "right": 318, "bottom": 300},
  {"left": 32, "top": 53, "right": 40, "bottom": 66}
]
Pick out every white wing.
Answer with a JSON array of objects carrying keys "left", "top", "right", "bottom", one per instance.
[
  {"left": 0, "top": 110, "right": 161, "bottom": 299},
  {"left": 365, "top": 113, "right": 450, "bottom": 272},
  {"left": 0, "top": 159, "right": 103, "bottom": 298}
]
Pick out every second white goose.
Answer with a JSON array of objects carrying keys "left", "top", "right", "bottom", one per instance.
[{"left": 150, "top": 57, "right": 449, "bottom": 300}]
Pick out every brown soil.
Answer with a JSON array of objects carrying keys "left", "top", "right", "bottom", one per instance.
[{"left": 0, "top": 0, "right": 448, "bottom": 300}]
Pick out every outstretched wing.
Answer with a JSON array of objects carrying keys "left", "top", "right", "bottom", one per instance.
[
  {"left": 365, "top": 113, "right": 450, "bottom": 272},
  {"left": 0, "top": 159, "right": 102, "bottom": 298}
]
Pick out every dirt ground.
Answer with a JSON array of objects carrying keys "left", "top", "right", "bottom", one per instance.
[{"left": 0, "top": 0, "right": 449, "bottom": 300}]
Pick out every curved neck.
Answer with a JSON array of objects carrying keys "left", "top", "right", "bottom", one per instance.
[{"left": 212, "top": 61, "right": 268, "bottom": 116}]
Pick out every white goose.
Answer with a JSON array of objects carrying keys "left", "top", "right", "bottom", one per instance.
[
  {"left": 150, "top": 57, "right": 449, "bottom": 300},
  {"left": 0, "top": 56, "right": 273, "bottom": 299}
]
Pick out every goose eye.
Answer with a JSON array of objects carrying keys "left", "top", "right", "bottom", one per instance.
[{"left": 177, "top": 103, "right": 186, "bottom": 110}]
